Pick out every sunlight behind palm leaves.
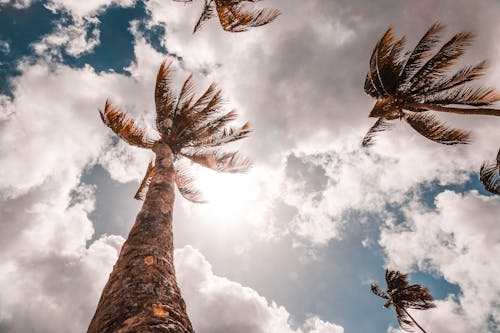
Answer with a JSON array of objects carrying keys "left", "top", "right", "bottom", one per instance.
[{"left": 99, "top": 60, "right": 252, "bottom": 203}]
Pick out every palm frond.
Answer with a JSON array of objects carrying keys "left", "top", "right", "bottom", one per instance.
[
  {"left": 424, "top": 86, "right": 500, "bottom": 106},
  {"left": 174, "top": 74, "right": 195, "bottom": 117},
  {"left": 407, "top": 31, "right": 474, "bottom": 93},
  {"left": 365, "top": 28, "right": 405, "bottom": 97},
  {"left": 193, "top": 0, "right": 216, "bottom": 33},
  {"left": 191, "top": 122, "right": 251, "bottom": 148},
  {"left": 401, "top": 285, "right": 436, "bottom": 310},
  {"left": 99, "top": 100, "right": 155, "bottom": 149},
  {"left": 155, "top": 60, "right": 177, "bottom": 128},
  {"left": 362, "top": 118, "right": 393, "bottom": 147},
  {"left": 173, "top": 90, "right": 225, "bottom": 138},
  {"left": 376, "top": 269, "right": 436, "bottom": 332},
  {"left": 371, "top": 283, "right": 389, "bottom": 299},
  {"left": 480, "top": 149, "right": 500, "bottom": 194},
  {"left": 174, "top": 163, "right": 206, "bottom": 203},
  {"left": 134, "top": 161, "right": 155, "bottom": 200},
  {"left": 405, "top": 112, "right": 471, "bottom": 145},
  {"left": 415, "top": 60, "right": 488, "bottom": 97},
  {"left": 398, "top": 23, "right": 445, "bottom": 88},
  {"left": 395, "top": 305, "right": 414, "bottom": 331},
  {"left": 181, "top": 150, "right": 252, "bottom": 173},
  {"left": 385, "top": 269, "right": 409, "bottom": 291},
  {"left": 214, "top": 0, "right": 279, "bottom": 32}
]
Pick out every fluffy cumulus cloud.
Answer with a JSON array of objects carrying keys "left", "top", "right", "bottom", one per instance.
[
  {"left": 176, "top": 245, "right": 343, "bottom": 333},
  {"left": 45, "top": 0, "right": 135, "bottom": 18},
  {"left": 31, "top": 0, "right": 137, "bottom": 59},
  {"left": 0, "top": 174, "right": 125, "bottom": 332},
  {"left": 32, "top": 17, "right": 101, "bottom": 58},
  {"left": 380, "top": 191, "right": 500, "bottom": 333},
  {"left": 2, "top": 0, "right": 500, "bottom": 332},
  {"left": 0, "top": 25, "right": 162, "bottom": 332},
  {"left": 0, "top": 0, "right": 34, "bottom": 9},
  {"left": 140, "top": 0, "right": 500, "bottom": 246}
]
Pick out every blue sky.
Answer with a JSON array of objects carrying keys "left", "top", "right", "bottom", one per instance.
[{"left": 0, "top": 1, "right": 499, "bottom": 333}]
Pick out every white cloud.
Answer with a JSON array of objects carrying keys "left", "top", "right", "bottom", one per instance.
[
  {"left": 33, "top": 17, "right": 101, "bottom": 58},
  {"left": 0, "top": 27, "right": 164, "bottom": 332},
  {"left": 138, "top": 0, "right": 500, "bottom": 247},
  {"left": 0, "top": 40, "right": 10, "bottom": 54},
  {"left": 31, "top": 0, "right": 136, "bottom": 59},
  {"left": 0, "top": 175, "right": 124, "bottom": 332},
  {"left": 175, "top": 245, "right": 343, "bottom": 333},
  {"left": 380, "top": 190, "right": 500, "bottom": 333},
  {"left": 45, "top": 0, "right": 135, "bottom": 19},
  {"left": 0, "top": 0, "right": 35, "bottom": 9}
]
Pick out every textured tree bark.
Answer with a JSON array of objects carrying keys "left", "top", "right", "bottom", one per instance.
[{"left": 88, "top": 142, "right": 194, "bottom": 333}]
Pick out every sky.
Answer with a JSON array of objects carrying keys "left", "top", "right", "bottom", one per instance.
[{"left": 0, "top": 1, "right": 499, "bottom": 333}]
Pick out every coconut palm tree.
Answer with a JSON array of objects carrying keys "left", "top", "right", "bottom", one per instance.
[
  {"left": 480, "top": 148, "right": 500, "bottom": 194},
  {"left": 174, "top": 0, "right": 280, "bottom": 33},
  {"left": 87, "top": 60, "right": 251, "bottom": 333},
  {"left": 371, "top": 269, "right": 436, "bottom": 333},
  {"left": 362, "top": 23, "right": 500, "bottom": 147}
]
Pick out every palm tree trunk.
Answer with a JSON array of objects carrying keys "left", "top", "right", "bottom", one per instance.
[
  {"left": 87, "top": 142, "right": 194, "bottom": 333},
  {"left": 409, "top": 102, "right": 500, "bottom": 116},
  {"left": 402, "top": 308, "right": 428, "bottom": 333}
]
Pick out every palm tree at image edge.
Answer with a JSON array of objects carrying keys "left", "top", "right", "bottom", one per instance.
[
  {"left": 87, "top": 60, "right": 251, "bottom": 333},
  {"left": 362, "top": 22, "right": 500, "bottom": 147},
  {"left": 371, "top": 269, "right": 436, "bottom": 333},
  {"left": 174, "top": 0, "right": 280, "bottom": 33},
  {"left": 480, "top": 148, "right": 500, "bottom": 194}
]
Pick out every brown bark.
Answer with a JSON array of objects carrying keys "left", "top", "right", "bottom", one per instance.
[{"left": 88, "top": 142, "right": 194, "bottom": 333}]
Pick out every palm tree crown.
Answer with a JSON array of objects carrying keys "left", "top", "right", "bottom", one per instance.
[
  {"left": 480, "top": 148, "right": 500, "bottom": 194},
  {"left": 174, "top": 0, "right": 280, "bottom": 33},
  {"left": 100, "top": 60, "right": 251, "bottom": 202},
  {"left": 371, "top": 269, "right": 436, "bottom": 333},
  {"left": 362, "top": 23, "right": 500, "bottom": 147}
]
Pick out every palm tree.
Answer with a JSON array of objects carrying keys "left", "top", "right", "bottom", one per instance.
[
  {"left": 362, "top": 23, "right": 500, "bottom": 147},
  {"left": 480, "top": 148, "right": 500, "bottom": 194},
  {"left": 174, "top": 0, "right": 280, "bottom": 33},
  {"left": 87, "top": 60, "right": 251, "bottom": 333},
  {"left": 371, "top": 269, "right": 436, "bottom": 333}
]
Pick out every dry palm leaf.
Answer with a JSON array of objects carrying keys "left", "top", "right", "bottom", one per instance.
[{"left": 99, "top": 100, "right": 155, "bottom": 149}]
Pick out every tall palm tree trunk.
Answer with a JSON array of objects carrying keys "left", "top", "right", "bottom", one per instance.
[
  {"left": 401, "top": 307, "right": 428, "bottom": 333},
  {"left": 88, "top": 142, "right": 194, "bottom": 333},
  {"left": 409, "top": 102, "right": 500, "bottom": 116}
]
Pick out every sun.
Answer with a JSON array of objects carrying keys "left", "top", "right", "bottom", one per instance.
[{"left": 194, "top": 167, "right": 250, "bottom": 218}]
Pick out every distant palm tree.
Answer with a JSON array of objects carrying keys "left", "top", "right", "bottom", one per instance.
[
  {"left": 88, "top": 60, "right": 251, "bottom": 333},
  {"left": 371, "top": 269, "right": 436, "bottom": 333},
  {"left": 480, "top": 148, "right": 500, "bottom": 194},
  {"left": 362, "top": 23, "right": 500, "bottom": 147},
  {"left": 174, "top": 0, "right": 280, "bottom": 33}
]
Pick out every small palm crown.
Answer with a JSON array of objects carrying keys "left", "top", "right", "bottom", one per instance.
[
  {"left": 480, "top": 149, "right": 500, "bottom": 194},
  {"left": 99, "top": 61, "right": 251, "bottom": 202},
  {"left": 371, "top": 269, "right": 435, "bottom": 332},
  {"left": 362, "top": 23, "right": 500, "bottom": 147},
  {"left": 174, "top": 0, "right": 280, "bottom": 33}
]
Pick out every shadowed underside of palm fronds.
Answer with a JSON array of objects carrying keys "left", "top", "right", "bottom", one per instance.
[
  {"left": 371, "top": 269, "right": 435, "bottom": 333},
  {"left": 480, "top": 149, "right": 500, "bottom": 194},
  {"left": 362, "top": 23, "right": 500, "bottom": 147}
]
